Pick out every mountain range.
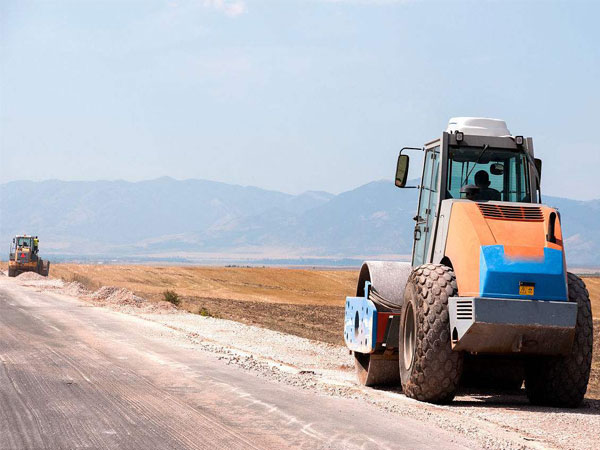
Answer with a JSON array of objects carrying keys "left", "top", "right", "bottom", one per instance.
[{"left": 1, "top": 177, "right": 598, "bottom": 266}]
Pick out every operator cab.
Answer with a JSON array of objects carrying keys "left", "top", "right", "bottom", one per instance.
[
  {"left": 10, "top": 235, "right": 39, "bottom": 262},
  {"left": 395, "top": 117, "right": 543, "bottom": 267},
  {"left": 16, "top": 236, "right": 33, "bottom": 248}
]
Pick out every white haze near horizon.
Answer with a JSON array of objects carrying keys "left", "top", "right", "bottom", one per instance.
[{"left": 1, "top": 0, "right": 599, "bottom": 200}]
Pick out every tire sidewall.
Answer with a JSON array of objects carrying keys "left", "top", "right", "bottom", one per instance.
[{"left": 399, "top": 279, "right": 418, "bottom": 385}]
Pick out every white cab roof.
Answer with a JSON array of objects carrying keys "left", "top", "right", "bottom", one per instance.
[{"left": 446, "top": 117, "right": 511, "bottom": 137}]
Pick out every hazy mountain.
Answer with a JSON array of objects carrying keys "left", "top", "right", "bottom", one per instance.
[{"left": 1, "top": 178, "right": 598, "bottom": 266}]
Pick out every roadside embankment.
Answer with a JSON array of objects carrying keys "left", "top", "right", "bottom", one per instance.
[
  {"left": 2, "top": 272, "right": 600, "bottom": 450},
  {"left": 2, "top": 262, "right": 599, "bottom": 399}
]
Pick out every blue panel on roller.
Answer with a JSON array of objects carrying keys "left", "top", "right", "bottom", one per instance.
[
  {"left": 344, "top": 282, "right": 378, "bottom": 353},
  {"left": 479, "top": 246, "right": 567, "bottom": 301}
]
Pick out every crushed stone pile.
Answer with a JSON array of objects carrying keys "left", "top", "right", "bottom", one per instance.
[
  {"left": 16, "top": 272, "right": 45, "bottom": 280},
  {"left": 61, "top": 281, "right": 90, "bottom": 297},
  {"left": 91, "top": 286, "right": 146, "bottom": 306},
  {"left": 88, "top": 286, "right": 176, "bottom": 313},
  {"left": 145, "top": 301, "right": 177, "bottom": 313},
  {"left": 7, "top": 272, "right": 178, "bottom": 314}
]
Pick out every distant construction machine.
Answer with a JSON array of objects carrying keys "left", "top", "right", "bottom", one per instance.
[
  {"left": 344, "top": 117, "right": 593, "bottom": 407},
  {"left": 8, "top": 235, "right": 50, "bottom": 277}
]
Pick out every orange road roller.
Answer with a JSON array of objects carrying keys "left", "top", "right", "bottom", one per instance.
[{"left": 344, "top": 117, "right": 592, "bottom": 407}]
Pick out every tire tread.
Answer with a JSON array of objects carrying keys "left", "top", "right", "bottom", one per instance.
[
  {"left": 401, "top": 264, "right": 462, "bottom": 403},
  {"left": 525, "top": 272, "right": 593, "bottom": 407}
]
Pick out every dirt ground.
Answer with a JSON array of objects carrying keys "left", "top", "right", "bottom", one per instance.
[
  {"left": 584, "top": 276, "right": 600, "bottom": 317},
  {"left": 4, "top": 262, "right": 600, "bottom": 398},
  {"left": 6, "top": 276, "right": 600, "bottom": 450},
  {"left": 47, "top": 263, "right": 350, "bottom": 345},
  {"left": 49, "top": 264, "right": 357, "bottom": 306}
]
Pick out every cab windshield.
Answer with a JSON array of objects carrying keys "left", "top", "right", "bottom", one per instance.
[
  {"left": 447, "top": 146, "right": 531, "bottom": 202},
  {"left": 16, "top": 237, "right": 33, "bottom": 247}
]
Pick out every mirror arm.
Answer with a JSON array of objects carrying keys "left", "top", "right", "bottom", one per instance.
[{"left": 400, "top": 146, "right": 424, "bottom": 155}]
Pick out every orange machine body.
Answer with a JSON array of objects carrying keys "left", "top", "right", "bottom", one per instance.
[{"left": 443, "top": 201, "right": 567, "bottom": 301}]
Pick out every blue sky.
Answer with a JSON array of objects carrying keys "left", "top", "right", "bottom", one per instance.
[{"left": 1, "top": 0, "right": 599, "bottom": 199}]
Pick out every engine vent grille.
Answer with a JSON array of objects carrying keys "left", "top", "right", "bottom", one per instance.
[
  {"left": 478, "top": 204, "right": 544, "bottom": 222},
  {"left": 455, "top": 299, "right": 474, "bottom": 320}
]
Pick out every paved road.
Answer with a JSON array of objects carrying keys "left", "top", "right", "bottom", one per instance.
[{"left": 0, "top": 280, "right": 478, "bottom": 449}]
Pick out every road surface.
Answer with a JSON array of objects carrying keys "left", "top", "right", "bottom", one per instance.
[{"left": 0, "top": 279, "right": 476, "bottom": 449}]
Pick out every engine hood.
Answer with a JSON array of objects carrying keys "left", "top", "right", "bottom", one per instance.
[{"left": 443, "top": 201, "right": 567, "bottom": 301}]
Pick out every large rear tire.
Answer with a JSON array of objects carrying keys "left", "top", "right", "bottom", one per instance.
[
  {"left": 525, "top": 273, "right": 593, "bottom": 407},
  {"left": 399, "top": 264, "right": 463, "bottom": 403},
  {"left": 42, "top": 260, "right": 50, "bottom": 277},
  {"left": 8, "top": 268, "right": 16, "bottom": 277}
]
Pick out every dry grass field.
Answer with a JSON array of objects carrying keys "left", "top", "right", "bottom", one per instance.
[
  {"left": 586, "top": 277, "right": 600, "bottom": 399},
  {"left": 585, "top": 276, "right": 600, "bottom": 319},
  {"left": 3, "top": 262, "right": 599, "bottom": 398},
  {"left": 49, "top": 264, "right": 357, "bottom": 344},
  {"left": 50, "top": 264, "right": 357, "bottom": 306}
]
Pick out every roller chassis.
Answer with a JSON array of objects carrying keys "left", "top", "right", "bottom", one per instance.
[
  {"left": 344, "top": 118, "right": 593, "bottom": 406},
  {"left": 345, "top": 263, "right": 592, "bottom": 406},
  {"left": 345, "top": 269, "right": 577, "bottom": 358}
]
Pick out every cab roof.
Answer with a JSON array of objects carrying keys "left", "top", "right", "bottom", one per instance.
[{"left": 446, "top": 117, "right": 511, "bottom": 137}]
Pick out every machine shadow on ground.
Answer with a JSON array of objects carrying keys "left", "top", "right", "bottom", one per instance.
[
  {"left": 372, "top": 385, "right": 600, "bottom": 415},
  {"left": 453, "top": 394, "right": 600, "bottom": 416}
]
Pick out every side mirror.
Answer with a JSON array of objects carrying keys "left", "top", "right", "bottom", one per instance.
[
  {"left": 534, "top": 158, "right": 542, "bottom": 186},
  {"left": 460, "top": 184, "right": 480, "bottom": 200},
  {"left": 490, "top": 163, "right": 504, "bottom": 175},
  {"left": 395, "top": 154, "right": 410, "bottom": 188}
]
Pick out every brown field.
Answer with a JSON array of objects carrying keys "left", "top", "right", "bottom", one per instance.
[
  {"left": 586, "top": 277, "right": 600, "bottom": 399},
  {"left": 585, "top": 276, "right": 600, "bottom": 319},
  {"left": 47, "top": 264, "right": 358, "bottom": 345},
  {"left": 3, "top": 262, "right": 600, "bottom": 398},
  {"left": 49, "top": 264, "right": 358, "bottom": 306}
]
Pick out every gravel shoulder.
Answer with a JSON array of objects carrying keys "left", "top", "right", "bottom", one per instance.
[{"left": 3, "top": 271, "right": 600, "bottom": 450}]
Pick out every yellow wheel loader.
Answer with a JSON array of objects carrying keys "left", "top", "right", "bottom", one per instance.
[{"left": 8, "top": 235, "right": 50, "bottom": 277}]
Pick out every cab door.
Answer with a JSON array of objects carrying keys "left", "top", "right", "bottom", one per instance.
[{"left": 412, "top": 147, "right": 440, "bottom": 266}]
